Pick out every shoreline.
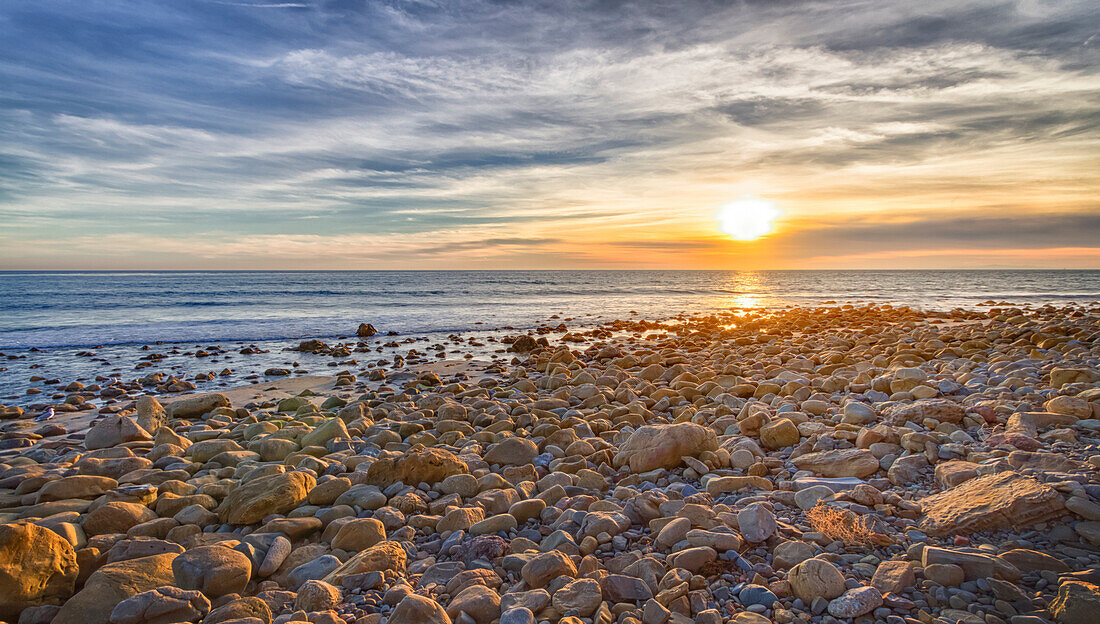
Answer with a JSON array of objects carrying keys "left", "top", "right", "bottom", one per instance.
[{"left": 0, "top": 302, "right": 1097, "bottom": 624}]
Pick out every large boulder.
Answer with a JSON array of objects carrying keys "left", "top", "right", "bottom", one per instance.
[
  {"left": 483, "top": 437, "right": 539, "bottom": 466},
  {"left": 85, "top": 416, "right": 152, "bottom": 450},
  {"left": 0, "top": 522, "right": 79, "bottom": 619},
  {"left": 919, "top": 471, "right": 1066, "bottom": 536},
  {"left": 164, "top": 393, "right": 230, "bottom": 419},
  {"left": 363, "top": 448, "right": 468, "bottom": 487},
  {"left": 1050, "top": 580, "right": 1100, "bottom": 624},
  {"left": 391, "top": 593, "right": 451, "bottom": 624},
  {"left": 134, "top": 396, "right": 168, "bottom": 434},
  {"left": 217, "top": 470, "right": 316, "bottom": 525},
  {"left": 789, "top": 557, "right": 845, "bottom": 602},
  {"left": 322, "top": 540, "right": 407, "bottom": 586},
  {"left": 172, "top": 545, "right": 252, "bottom": 598},
  {"left": 792, "top": 448, "right": 880, "bottom": 478},
  {"left": 883, "top": 399, "right": 965, "bottom": 425},
  {"left": 52, "top": 552, "right": 178, "bottom": 624},
  {"left": 109, "top": 585, "right": 211, "bottom": 624},
  {"left": 614, "top": 423, "right": 718, "bottom": 472}
]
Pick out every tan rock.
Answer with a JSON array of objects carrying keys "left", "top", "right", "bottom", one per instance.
[
  {"left": 871, "top": 560, "right": 914, "bottom": 594},
  {"left": 521, "top": 550, "right": 577, "bottom": 588},
  {"left": 919, "top": 471, "right": 1066, "bottom": 536},
  {"left": 332, "top": 518, "right": 386, "bottom": 551},
  {"left": 36, "top": 475, "right": 118, "bottom": 503},
  {"left": 613, "top": 423, "right": 718, "bottom": 472},
  {"left": 86, "top": 416, "right": 152, "bottom": 450},
  {"left": 391, "top": 593, "right": 452, "bottom": 624},
  {"left": 0, "top": 522, "right": 79, "bottom": 619},
  {"left": 792, "top": 448, "right": 879, "bottom": 478},
  {"left": 789, "top": 557, "right": 845, "bottom": 602},
  {"left": 363, "top": 448, "right": 468, "bottom": 487},
  {"left": 134, "top": 396, "right": 168, "bottom": 435},
  {"left": 759, "top": 418, "right": 800, "bottom": 449},
  {"left": 172, "top": 544, "right": 252, "bottom": 598},
  {"left": 83, "top": 501, "right": 158, "bottom": 536},
  {"left": 217, "top": 470, "right": 315, "bottom": 525},
  {"left": 322, "top": 540, "right": 407, "bottom": 586},
  {"left": 52, "top": 552, "right": 178, "bottom": 624},
  {"left": 1049, "top": 580, "right": 1100, "bottom": 624}
]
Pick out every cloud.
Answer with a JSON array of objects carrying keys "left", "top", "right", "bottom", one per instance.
[{"left": 0, "top": 0, "right": 1097, "bottom": 268}]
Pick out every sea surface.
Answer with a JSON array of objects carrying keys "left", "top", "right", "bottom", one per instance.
[
  {"left": 2, "top": 270, "right": 1098, "bottom": 350},
  {"left": 1, "top": 270, "right": 1098, "bottom": 405}
]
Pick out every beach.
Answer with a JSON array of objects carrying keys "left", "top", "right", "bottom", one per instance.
[{"left": 0, "top": 299, "right": 1098, "bottom": 624}]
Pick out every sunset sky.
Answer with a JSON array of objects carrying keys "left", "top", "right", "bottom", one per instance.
[{"left": 1, "top": 0, "right": 1098, "bottom": 270}]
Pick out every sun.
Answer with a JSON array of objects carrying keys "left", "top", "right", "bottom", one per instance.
[{"left": 718, "top": 198, "right": 780, "bottom": 241}]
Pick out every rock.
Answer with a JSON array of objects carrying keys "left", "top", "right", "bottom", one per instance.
[
  {"left": 871, "top": 560, "right": 914, "bottom": 593},
  {"left": 217, "top": 470, "right": 316, "bottom": 524},
  {"left": 109, "top": 586, "right": 210, "bottom": 624},
  {"left": 883, "top": 399, "right": 965, "bottom": 425},
  {"left": 36, "top": 475, "right": 118, "bottom": 503},
  {"left": 737, "top": 502, "right": 777, "bottom": 542},
  {"left": 600, "top": 574, "right": 654, "bottom": 602},
  {"left": 1045, "top": 396, "right": 1091, "bottom": 418},
  {"left": 483, "top": 437, "right": 539, "bottom": 466},
  {"left": 331, "top": 518, "right": 386, "bottom": 551},
  {"left": 83, "top": 501, "right": 158, "bottom": 536},
  {"left": 792, "top": 448, "right": 879, "bottom": 478},
  {"left": 739, "top": 584, "right": 778, "bottom": 607},
  {"left": 295, "top": 579, "right": 340, "bottom": 612},
  {"left": 1050, "top": 368, "right": 1100, "bottom": 388},
  {"left": 999, "top": 549, "right": 1069, "bottom": 573},
  {"left": 363, "top": 448, "right": 468, "bottom": 487},
  {"left": 0, "top": 522, "right": 78, "bottom": 619},
  {"left": 172, "top": 545, "right": 252, "bottom": 598},
  {"left": 201, "top": 596, "right": 271, "bottom": 624},
  {"left": 300, "top": 418, "right": 349, "bottom": 448},
  {"left": 888, "top": 454, "right": 930, "bottom": 485},
  {"left": 759, "top": 418, "right": 799, "bottom": 449},
  {"left": 52, "top": 552, "right": 178, "bottom": 624},
  {"left": 614, "top": 422, "right": 718, "bottom": 472},
  {"left": 357, "top": 323, "right": 378, "bottom": 337},
  {"left": 322, "top": 540, "right": 407, "bottom": 586},
  {"left": 923, "top": 563, "right": 965, "bottom": 586},
  {"left": 794, "top": 485, "right": 835, "bottom": 510},
  {"left": 827, "top": 586, "right": 883, "bottom": 618},
  {"left": 164, "top": 393, "right": 230, "bottom": 419},
  {"left": 552, "top": 578, "right": 602, "bottom": 617},
  {"left": 134, "top": 396, "right": 168, "bottom": 435},
  {"left": 934, "top": 460, "right": 979, "bottom": 488},
  {"left": 521, "top": 550, "right": 577, "bottom": 588},
  {"left": 86, "top": 416, "right": 152, "bottom": 450},
  {"left": 789, "top": 557, "right": 845, "bottom": 602},
  {"left": 666, "top": 546, "right": 716, "bottom": 572},
  {"left": 390, "top": 593, "right": 451, "bottom": 624},
  {"left": 919, "top": 471, "right": 1066, "bottom": 535},
  {"left": 774, "top": 540, "right": 816, "bottom": 570},
  {"left": 446, "top": 584, "right": 500, "bottom": 623},
  {"left": 1049, "top": 580, "right": 1100, "bottom": 624},
  {"left": 288, "top": 554, "right": 341, "bottom": 589}
]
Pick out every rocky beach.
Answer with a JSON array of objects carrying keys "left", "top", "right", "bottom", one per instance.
[{"left": 1, "top": 302, "right": 1099, "bottom": 624}]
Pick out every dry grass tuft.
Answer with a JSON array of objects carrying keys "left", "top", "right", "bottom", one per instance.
[{"left": 805, "top": 502, "right": 893, "bottom": 547}]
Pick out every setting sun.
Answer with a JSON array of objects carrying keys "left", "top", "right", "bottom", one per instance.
[{"left": 718, "top": 198, "right": 780, "bottom": 241}]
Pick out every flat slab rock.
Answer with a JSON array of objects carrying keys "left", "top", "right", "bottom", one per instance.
[{"left": 919, "top": 470, "right": 1066, "bottom": 536}]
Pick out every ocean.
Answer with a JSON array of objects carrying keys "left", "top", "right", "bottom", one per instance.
[
  {"left": 2, "top": 270, "right": 1098, "bottom": 350},
  {"left": 1, "top": 270, "right": 1097, "bottom": 404}
]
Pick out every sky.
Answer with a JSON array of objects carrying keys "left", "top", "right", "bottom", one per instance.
[{"left": 1, "top": 0, "right": 1098, "bottom": 270}]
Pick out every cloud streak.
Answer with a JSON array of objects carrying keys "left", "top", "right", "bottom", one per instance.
[{"left": 0, "top": 0, "right": 1097, "bottom": 268}]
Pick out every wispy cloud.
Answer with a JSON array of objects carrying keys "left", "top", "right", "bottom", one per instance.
[{"left": 0, "top": 0, "right": 1097, "bottom": 268}]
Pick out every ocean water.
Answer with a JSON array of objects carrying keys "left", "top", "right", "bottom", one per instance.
[{"left": 2, "top": 270, "right": 1098, "bottom": 350}]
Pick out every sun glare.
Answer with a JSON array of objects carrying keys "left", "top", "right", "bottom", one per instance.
[{"left": 718, "top": 198, "right": 780, "bottom": 241}]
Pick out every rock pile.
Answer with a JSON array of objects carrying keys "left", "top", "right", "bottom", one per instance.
[{"left": 0, "top": 303, "right": 1098, "bottom": 624}]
